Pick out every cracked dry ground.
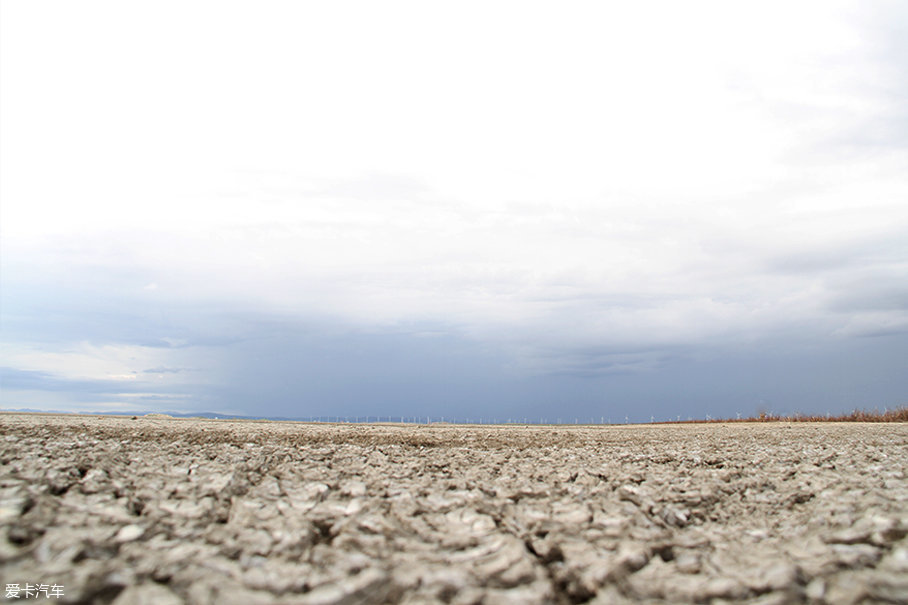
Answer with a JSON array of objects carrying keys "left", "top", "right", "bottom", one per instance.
[{"left": 1, "top": 415, "right": 907, "bottom": 605}]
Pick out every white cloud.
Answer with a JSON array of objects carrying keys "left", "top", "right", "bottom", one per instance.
[
  {"left": 2, "top": 342, "right": 173, "bottom": 383},
  {"left": 2, "top": 1, "right": 906, "bottom": 392}
]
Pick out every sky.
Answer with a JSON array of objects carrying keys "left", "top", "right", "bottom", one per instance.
[{"left": 2, "top": 1, "right": 907, "bottom": 422}]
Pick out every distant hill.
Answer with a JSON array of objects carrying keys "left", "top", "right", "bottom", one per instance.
[{"left": 0, "top": 408, "right": 300, "bottom": 421}]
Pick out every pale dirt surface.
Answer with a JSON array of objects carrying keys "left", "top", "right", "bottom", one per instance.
[{"left": 1, "top": 413, "right": 906, "bottom": 605}]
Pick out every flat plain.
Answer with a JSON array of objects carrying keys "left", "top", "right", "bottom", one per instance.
[{"left": 1, "top": 413, "right": 906, "bottom": 604}]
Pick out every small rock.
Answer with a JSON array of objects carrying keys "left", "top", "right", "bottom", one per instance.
[
  {"left": 701, "top": 576, "right": 748, "bottom": 600},
  {"left": 754, "top": 562, "right": 800, "bottom": 592},
  {"left": 749, "top": 592, "right": 795, "bottom": 605},
  {"left": 443, "top": 507, "right": 496, "bottom": 537},
  {"left": 825, "top": 526, "right": 872, "bottom": 545},
  {"left": 587, "top": 585, "right": 636, "bottom": 604},
  {"left": 483, "top": 579, "right": 556, "bottom": 605},
  {"left": 198, "top": 472, "right": 232, "bottom": 495},
  {"left": 675, "top": 552, "right": 701, "bottom": 574},
  {"left": 158, "top": 497, "right": 214, "bottom": 518},
  {"left": 617, "top": 485, "right": 643, "bottom": 506},
  {"left": 0, "top": 486, "right": 30, "bottom": 522},
  {"left": 805, "top": 578, "right": 826, "bottom": 601},
  {"left": 298, "top": 568, "right": 391, "bottom": 605},
  {"left": 552, "top": 501, "right": 592, "bottom": 525},
  {"left": 471, "top": 536, "right": 537, "bottom": 587},
  {"left": 420, "top": 567, "right": 470, "bottom": 600},
  {"left": 870, "top": 516, "right": 906, "bottom": 546},
  {"left": 660, "top": 505, "right": 689, "bottom": 527},
  {"left": 340, "top": 480, "right": 367, "bottom": 498},
  {"left": 46, "top": 468, "right": 80, "bottom": 494},
  {"left": 880, "top": 545, "right": 908, "bottom": 572},
  {"left": 115, "top": 524, "right": 144, "bottom": 542},
  {"left": 80, "top": 468, "right": 110, "bottom": 494},
  {"left": 616, "top": 542, "right": 651, "bottom": 573},
  {"left": 831, "top": 543, "right": 882, "bottom": 568}
]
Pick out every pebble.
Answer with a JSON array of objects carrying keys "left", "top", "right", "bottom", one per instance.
[{"left": 115, "top": 524, "right": 145, "bottom": 542}]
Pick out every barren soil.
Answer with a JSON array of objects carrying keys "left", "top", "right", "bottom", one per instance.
[{"left": 1, "top": 413, "right": 906, "bottom": 604}]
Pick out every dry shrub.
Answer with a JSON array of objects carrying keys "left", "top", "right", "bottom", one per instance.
[{"left": 663, "top": 406, "right": 908, "bottom": 424}]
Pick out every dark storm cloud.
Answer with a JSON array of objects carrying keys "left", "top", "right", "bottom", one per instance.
[
  {"left": 521, "top": 345, "right": 676, "bottom": 378},
  {"left": 3, "top": 291, "right": 908, "bottom": 421},
  {"left": 208, "top": 321, "right": 510, "bottom": 418}
]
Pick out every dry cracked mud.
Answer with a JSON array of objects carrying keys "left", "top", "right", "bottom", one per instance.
[{"left": 1, "top": 413, "right": 906, "bottom": 604}]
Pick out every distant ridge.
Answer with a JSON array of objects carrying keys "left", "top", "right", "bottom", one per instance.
[{"left": 0, "top": 408, "right": 298, "bottom": 421}]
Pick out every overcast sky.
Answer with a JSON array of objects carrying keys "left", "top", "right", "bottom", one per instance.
[{"left": 2, "top": 1, "right": 906, "bottom": 421}]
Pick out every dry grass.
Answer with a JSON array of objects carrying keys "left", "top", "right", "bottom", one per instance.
[{"left": 661, "top": 405, "right": 908, "bottom": 424}]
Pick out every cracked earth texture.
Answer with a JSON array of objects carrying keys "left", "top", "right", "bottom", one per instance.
[{"left": 1, "top": 413, "right": 906, "bottom": 604}]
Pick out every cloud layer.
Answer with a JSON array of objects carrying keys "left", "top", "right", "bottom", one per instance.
[{"left": 2, "top": 1, "right": 906, "bottom": 418}]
